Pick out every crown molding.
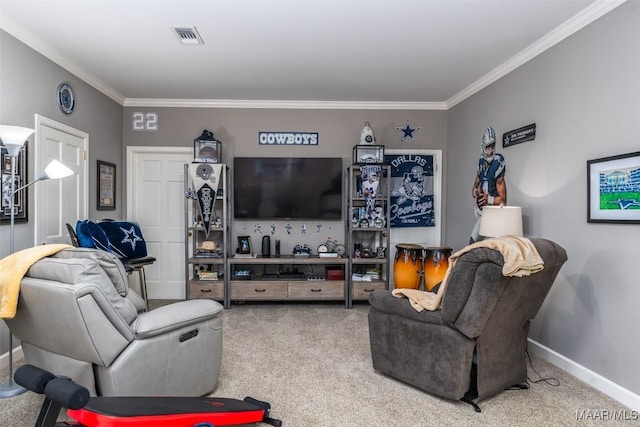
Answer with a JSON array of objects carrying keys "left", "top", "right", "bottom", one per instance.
[
  {"left": 122, "top": 98, "right": 447, "bottom": 110},
  {"left": 3, "top": 0, "right": 627, "bottom": 111},
  {"left": 446, "top": 0, "right": 628, "bottom": 109},
  {"left": 0, "top": 14, "right": 126, "bottom": 105}
]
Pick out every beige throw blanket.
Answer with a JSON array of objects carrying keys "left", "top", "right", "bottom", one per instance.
[
  {"left": 392, "top": 236, "right": 544, "bottom": 312},
  {"left": 0, "top": 244, "right": 71, "bottom": 319}
]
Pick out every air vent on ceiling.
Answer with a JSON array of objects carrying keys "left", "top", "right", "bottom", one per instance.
[{"left": 173, "top": 26, "right": 204, "bottom": 45}]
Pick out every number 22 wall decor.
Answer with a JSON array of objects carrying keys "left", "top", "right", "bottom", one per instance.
[{"left": 132, "top": 112, "right": 158, "bottom": 131}]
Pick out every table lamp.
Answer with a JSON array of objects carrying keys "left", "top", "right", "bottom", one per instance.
[{"left": 479, "top": 205, "right": 523, "bottom": 238}]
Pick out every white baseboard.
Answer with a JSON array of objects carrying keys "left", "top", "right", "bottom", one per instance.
[
  {"left": 0, "top": 346, "right": 24, "bottom": 371},
  {"left": 528, "top": 338, "right": 640, "bottom": 412}
]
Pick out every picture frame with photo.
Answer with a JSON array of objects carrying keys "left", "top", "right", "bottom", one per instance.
[
  {"left": 237, "top": 235, "right": 253, "bottom": 254},
  {"left": 1, "top": 143, "right": 28, "bottom": 223},
  {"left": 587, "top": 151, "right": 640, "bottom": 224},
  {"left": 97, "top": 160, "right": 116, "bottom": 210}
]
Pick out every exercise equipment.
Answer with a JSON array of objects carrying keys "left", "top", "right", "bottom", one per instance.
[{"left": 15, "top": 365, "right": 282, "bottom": 427}]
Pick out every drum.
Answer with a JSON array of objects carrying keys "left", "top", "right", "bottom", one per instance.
[
  {"left": 393, "top": 244, "right": 424, "bottom": 289},
  {"left": 423, "top": 247, "right": 453, "bottom": 292}
]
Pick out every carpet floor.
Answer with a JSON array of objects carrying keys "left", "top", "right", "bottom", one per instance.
[{"left": 1, "top": 301, "right": 635, "bottom": 426}]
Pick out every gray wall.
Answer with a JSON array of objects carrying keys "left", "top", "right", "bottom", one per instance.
[
  {"left": 122, "top": 108, "right": 447, "bottom": 159},
  {"left": 2, "top": 0, "right": 639, "bottom": 401},
  {"left": 0, "top": 30, "right": 124, "bottom": 256},
  {"left": 0, "top": 30, "right": 122, "bottom": 351},
  {"left": 446, "top": 0, "right": 640, "bottom": 395},
  {"left": 122, "top": 107, "right": 447, "bottom": 251},
  {"left": 0, "top": 31, "right": 124, "bottom": 259}
]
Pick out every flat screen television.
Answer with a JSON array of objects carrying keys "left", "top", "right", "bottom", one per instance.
[{"left": 234, "top": 157, "right": 343, "bottom": 220}]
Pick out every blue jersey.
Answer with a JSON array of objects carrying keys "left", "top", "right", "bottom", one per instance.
[{"left": 477, "top": 153, "right": 506, "bottom": 196}]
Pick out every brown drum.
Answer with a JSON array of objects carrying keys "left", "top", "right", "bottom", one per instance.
[
  {"left": 393, "top": 244, "right": 424, "bottom": 289},
  {"left": 423, "top": 247, "right": 453, "bottom": 291}
]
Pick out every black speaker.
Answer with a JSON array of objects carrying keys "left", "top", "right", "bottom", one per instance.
[
  {"left": 262, "top": 236, "right": 271, "bottom": 257},
  {"left": 275, "top": 240, "right": 281, "bottom": 257}
]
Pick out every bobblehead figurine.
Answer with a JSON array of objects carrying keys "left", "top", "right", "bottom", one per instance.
[{"left": 360, "top": 121, "right": 376, "bottom": 145}]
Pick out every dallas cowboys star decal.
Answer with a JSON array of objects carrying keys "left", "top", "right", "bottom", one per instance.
[
  {"left": 120, "top": 225, "right": 143, "bottom": 250},
  {"left": 395, "top": 119, "right": 422, "bottom": 143}
]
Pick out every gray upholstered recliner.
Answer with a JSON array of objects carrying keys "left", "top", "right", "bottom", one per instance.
[
  {"left": 6, "top": 247, "right": 223, "bottom": 397},
  {"left": 368, "top": 238, "right": 567, "bottom": 407}
]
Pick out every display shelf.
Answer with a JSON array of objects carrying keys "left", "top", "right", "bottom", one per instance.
[
  {"left": 182, "top": 161, "right": 392, "bottom": 309},
  {"left": 184, "top": 163, "right": 230, "bottom": 307},
  {"left": 345, "top": 164, "right": 391, "bottom": 308}
]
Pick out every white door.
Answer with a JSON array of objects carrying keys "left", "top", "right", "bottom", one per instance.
[
  {"left": 34, "top": 115, "right": 88, "bottom": 245},
  {"left": 127, "top": 147, "right": 192, "bottom": 299}
]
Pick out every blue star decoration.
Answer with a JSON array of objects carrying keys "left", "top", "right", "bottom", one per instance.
[
  {"left": 395, "top": 119, "right": 422, "bottom": 143},
  {"left": 120, "top": 225, "right": 143, "bottom": 250}
]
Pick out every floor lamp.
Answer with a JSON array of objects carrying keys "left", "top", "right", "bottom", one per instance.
[{"left": 0, "top": 125, "right": 74, "bottom": 398}]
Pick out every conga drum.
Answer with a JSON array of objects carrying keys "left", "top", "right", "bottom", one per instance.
[
  {"left": 423, "top": 247, "right": 453, "bottom": 291},
  {"left": 393, "top": 244, "right": 424, "bottom": 289}
]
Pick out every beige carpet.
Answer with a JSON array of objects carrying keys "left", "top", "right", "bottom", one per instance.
[{"left": 1, "top": 302, "right": 634, "bottom": 426}]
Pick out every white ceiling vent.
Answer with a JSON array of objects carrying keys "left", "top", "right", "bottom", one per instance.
[{"left": 173, "top": 27, "right": 204, "bottom": 45}]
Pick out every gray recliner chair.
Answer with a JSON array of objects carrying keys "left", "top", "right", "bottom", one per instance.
[
  {"left": 368, "top": 238, "right": 567, "bottom": 408},
  {"left": 6, "top": 247, "right": 223, "bottom": 397}
]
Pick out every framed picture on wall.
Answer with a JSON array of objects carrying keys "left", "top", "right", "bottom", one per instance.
[
  {"left": 97, "top": 160, "right": 116, "bottom": 210},
  {"left": 587, "top": 151, "right": 640, "bottom": 223},
  {"left": 0, "top": 143, "right": 28, "bottom": 223},
  {"left": 384, "top": 149, "right": 436, "bottom": 228}
]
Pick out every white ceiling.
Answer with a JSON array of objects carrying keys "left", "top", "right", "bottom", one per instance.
[{"left": 0, "top": 0, "right": 626, "bottom": 109}]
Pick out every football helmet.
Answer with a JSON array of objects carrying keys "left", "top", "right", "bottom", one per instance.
[
  {"left": 481, "top": 126, "right": 496, "bottom": 161},
  {"left": 482, "top": 126, "right": 496, "bottom": 148}
]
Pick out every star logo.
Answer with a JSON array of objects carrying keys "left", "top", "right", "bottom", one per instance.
[
  {"left": 395, "top": 120, "right": 422, "bottom": 143},
  {"left": 120, "top": 225, "right": 143, "bottom": 250}
]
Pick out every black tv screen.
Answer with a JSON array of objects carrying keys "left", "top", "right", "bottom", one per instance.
[{"left": 234, "top": 157, "right": 343, "bottom": 220}]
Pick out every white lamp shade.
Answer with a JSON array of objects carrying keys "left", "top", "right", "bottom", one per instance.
[
  {"left": 0, "top": 125, "right": 34, "bottom": 156},
  {"left": 43, "top": 159, "right": 74, "bottom": 180},
  {"left": 479, "top": 206, "right": 523, "bottom": 238}
]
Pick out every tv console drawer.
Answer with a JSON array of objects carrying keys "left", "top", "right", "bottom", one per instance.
[
  {"left": 352, "top": 281, "right": 386, "bottom": 300},
  {"left": 189, "top": 281, "right": 224, "bottom": 300},
  {"left": 287, "top": 281, "right": 344, "bottom": 299},
  {"left": 230, "top": 281, "right": 288, "bottom": 299}
]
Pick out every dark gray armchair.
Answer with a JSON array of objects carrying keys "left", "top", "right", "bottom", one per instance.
[{"left": 368, "top": 238, "right": 567, "bottom": 408}]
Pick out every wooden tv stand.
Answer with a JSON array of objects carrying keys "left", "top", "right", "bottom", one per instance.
[{"left": 229, "top": 255, "right": 350, "bottom": 306}]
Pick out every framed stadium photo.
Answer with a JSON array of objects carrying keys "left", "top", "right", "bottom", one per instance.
[
  {"left": 587, "top": 151, "right": 640, "bottom": 224},
  {"left": 97, "top": 160, "right": 116, "bottom": 210}
]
